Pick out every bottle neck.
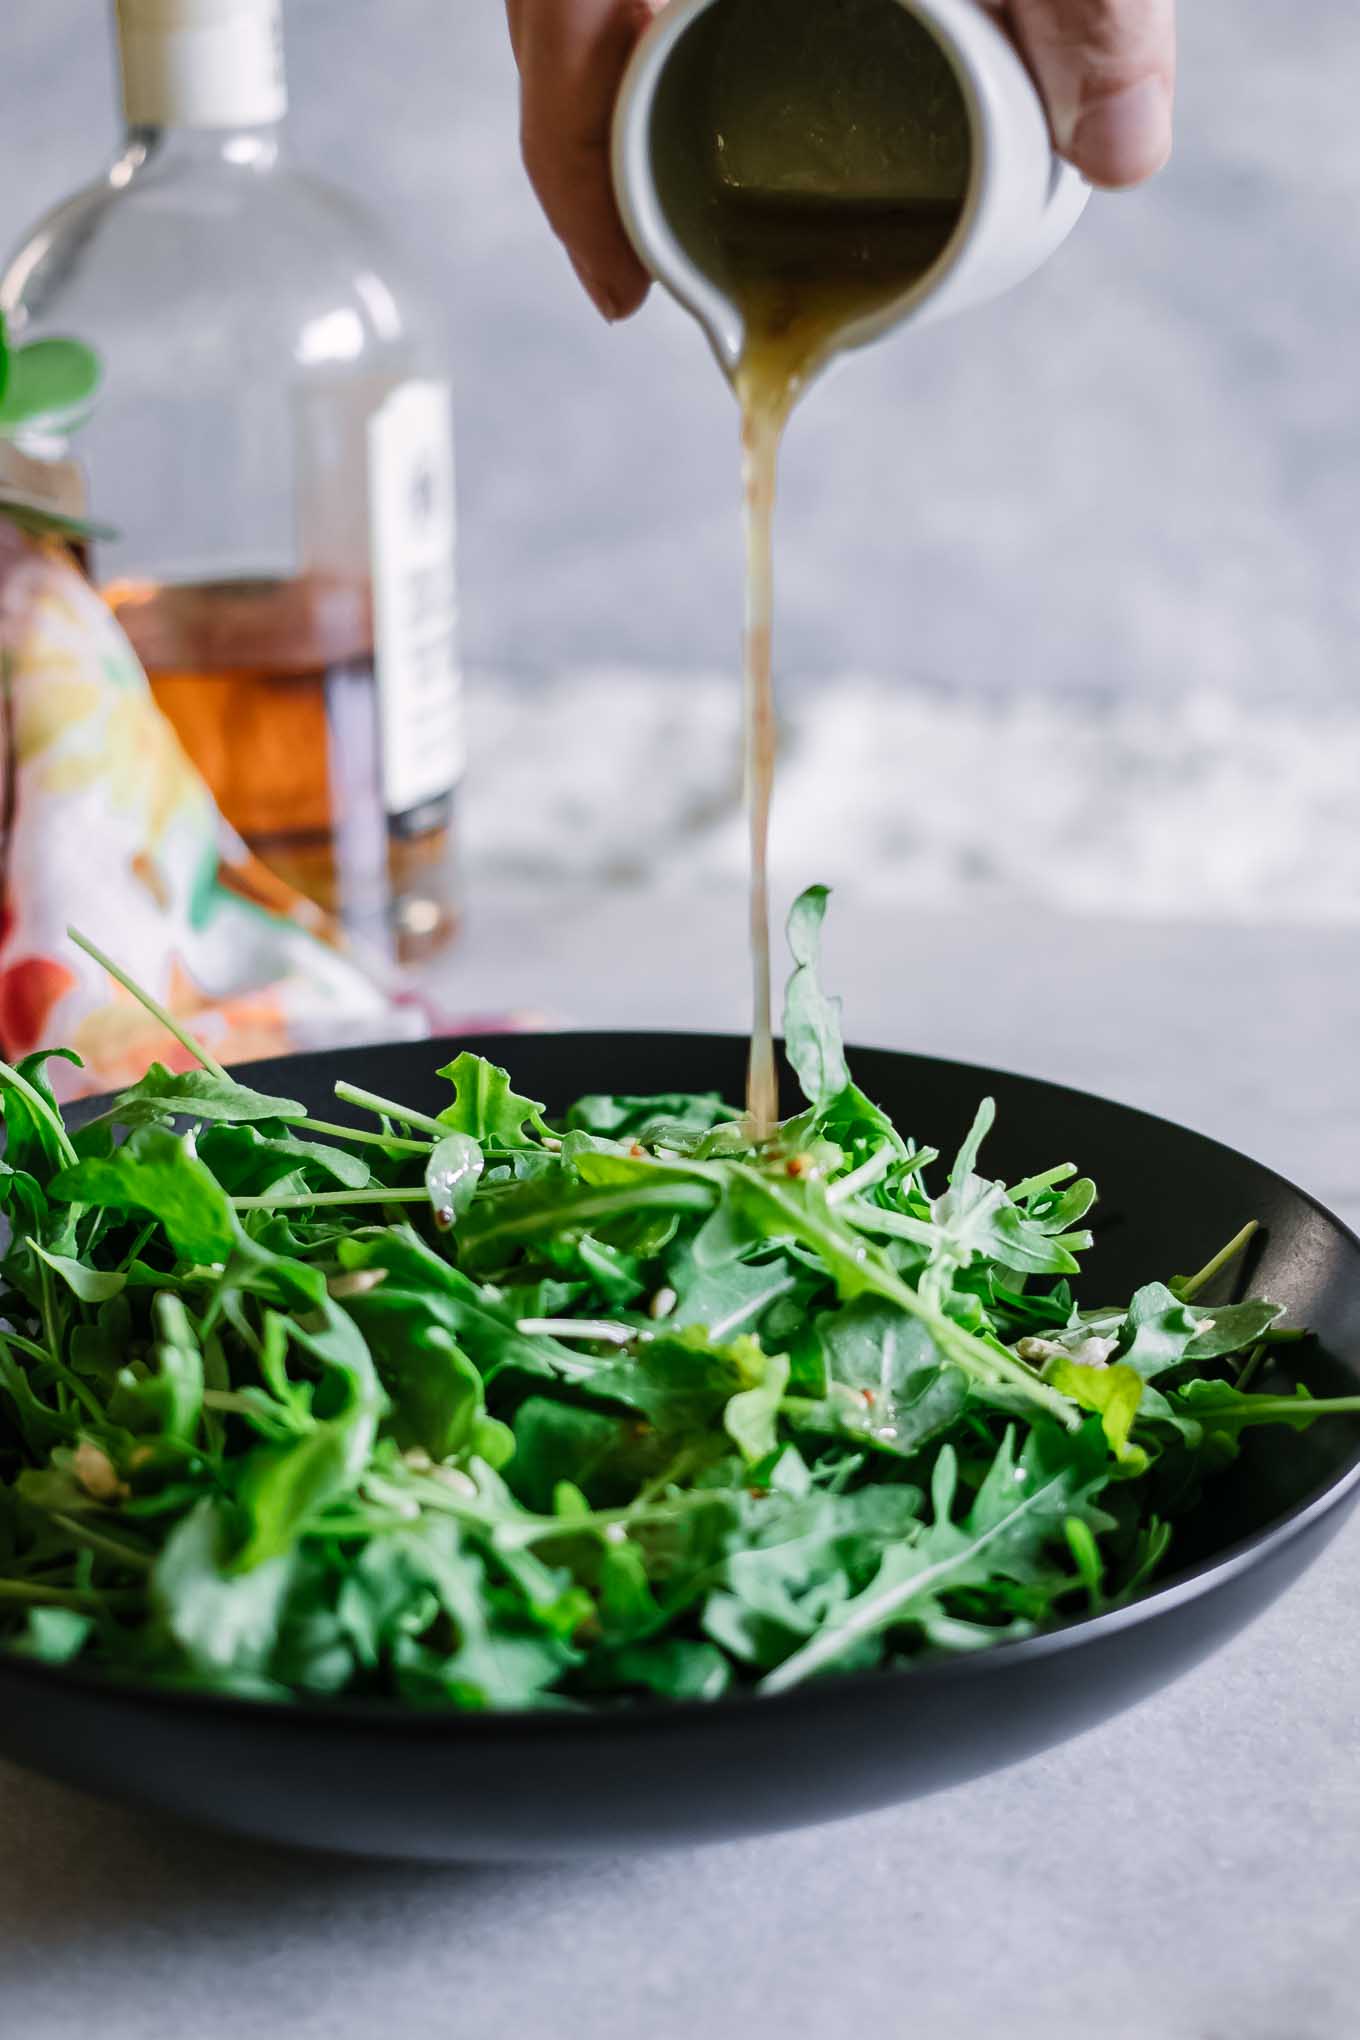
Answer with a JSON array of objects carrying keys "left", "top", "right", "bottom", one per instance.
[
  {"left": 116, "top": 0, "right": 287, "bottom": 133},
  {"left": 117, "top": 124, "right": 284, "bottom": 176}
]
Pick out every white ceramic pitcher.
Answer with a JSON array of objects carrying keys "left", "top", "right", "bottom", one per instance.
[{"left": 612, "top": 0, "right": 1090, "bottom": 378}]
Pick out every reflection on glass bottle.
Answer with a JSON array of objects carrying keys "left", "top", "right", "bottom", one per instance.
[{"left": 0, "top": 0, "right": 463, "bottom": 962}]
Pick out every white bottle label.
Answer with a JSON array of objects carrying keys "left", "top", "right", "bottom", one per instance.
[
  {"left": 368, "top": 380, "right": 465, "bottom": 821},
  {"left": 117, "top": 0, "right": 287, "bottom": 130}
]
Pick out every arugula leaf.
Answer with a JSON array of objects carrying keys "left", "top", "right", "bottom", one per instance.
[
  {"left": 1117, "top": 1284, "right": 1210, "bottom": 1379},
  {"left": 436, "top": 1053, "right": 550, "bottom": 1149},
  {"left": 565, "top": 1092, "right": 738, "bottom": 1144},
  {"left": 783, "top": 885, "right": 851, "bottom": 1111},
  {"left": 1047, "top": 1357, "right": 1146, "bottom": 1466},
  {"left": 197, "top": 1123, "right": 371, "bottom": 1194},
  {"left": 794, "top": 1299, "right": 970, "bottom": 1458},
  {"left": 725, "top": 1352, "right": 790, "bottom": 1464},
  {"left": 30, "top": 1242, "right": 127, "bottom": 1304},
  {"left": 93, "top": 1064, "right": 306, "bottom": 1130},
  {"left": 153, "top": 1500, "right": 298, "bottom": 1676},
  {"left": 51, "top": 1126, "right": 240, "bottom": 1264},
  {"left": 425, "top": 1133, "right": 484, "bottom": 1226}
]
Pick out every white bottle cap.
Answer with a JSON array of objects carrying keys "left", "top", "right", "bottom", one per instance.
[{"left": 116, "top": 0, "right": 288, "bottom": 129}]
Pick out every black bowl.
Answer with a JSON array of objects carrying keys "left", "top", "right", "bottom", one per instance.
[{"left": 3, "top": 1033, "right": 1358, "bottom": 1860}]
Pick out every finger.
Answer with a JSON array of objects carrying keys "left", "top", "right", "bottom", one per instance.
[
  {"left": 1007, "top": 0, "right": 1176, "bottom": 189},
  {"left": 512, "top": 0, "right": 656, "bottom": 320}
]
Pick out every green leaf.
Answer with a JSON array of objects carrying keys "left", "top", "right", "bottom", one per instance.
[
  {"left": 30, "top": 1242, "right": 126, "bottom": 1303},
  {"left": 153, "top": 1499, "right": 298, "bottom": 1674},
  {"left": 725, "top": 1351, "right": 790, "bottom": 1464},
  {"left": 334, "top": 1227, "right": 608, "bottom": 1388},
  {"left": 11, "top": 1606, "right": 94, "bottom": 1664},
  {"left": 1166, "top": 1379, "right": 1360, "bottom": 1440},
  {"left": 95, "top": 1064, "right": 306, "bottom": 1131},
  {"left": 782, "top": 885, "right": 850, "bottom": 1111},
  {"left": 923, "top": 1164, "right": 1088, "bottom": 1279},
  {"left": 456, "top": 1164, "right": 715, "bottom": 1265},
  {"left": 949, "top": 1098, "right": 996, "bottom": 1186},
  {"left": 585, "top": 1324, "right": 767, "bottom": 1431},
  {"left": 601, "top": 1639, "right": 732, "bottom": 1701},
  {"left": 508, "top": 1398, "right": 629, "bottom": 1513},
  {"left": 1184, "top": 1301, "right": 1285, "bottom": 1360},
  {"left": 50, "top": 1125, "right": 239, "bottom": 1264},
  {"left": 1, "top": 1049, "right": 83, "bottom": 1182},
  {"left": 565, "top": 1092, "right": 738, "bottom": 1145},
  {"left": 197, "top": 1123, "right": 370, "bottom": 1194},
  {"left": 436, "top": 1053, "right": 550, "bottom": 1149},
  {"left": 796, "top": 1298, "right": 970, "bottom": 1458},
  {"left": 666, "top": 1240, "right": 803, "bottom": 1345},
  {"left": 0, "top": 337, "right": 100, "bottom": 431},
  {"left": 425, "top": 1132, "right": 484, "bottom": 1226},
  {"left": 114, "top": 1291, "right": 204, "bottom": 1442},
  {"left": 1048, "top": 1357, "right": 1146, "bottom": 1465},
  {"left": 1117, "top": 1283, "right": 1206, "bottom": 1379},
  {"left": 393, "top": 1521, "right": 577, "bottom": 1709},
  {"left": 235, "top": 1420, "right": 367, "bottom": 1569}
]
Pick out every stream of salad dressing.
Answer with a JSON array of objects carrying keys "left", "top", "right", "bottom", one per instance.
[{"left": 728, "top": 212, "right": 962, "bottom": 1133}]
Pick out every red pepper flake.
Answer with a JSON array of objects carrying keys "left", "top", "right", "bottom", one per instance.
[
  {"left": 785, "top": 1155, "right": 808, "bottom": 1178},
  {"left": 860, "top": 1388, "right": 876, "bottom": 1406},
  {"left": 629, "top": 1142, "right": 647, "bottom": 1158}
]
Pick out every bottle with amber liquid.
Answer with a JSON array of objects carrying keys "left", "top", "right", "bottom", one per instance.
[{"left": 0, "top": 0, "right": 463, "bottom": 962}]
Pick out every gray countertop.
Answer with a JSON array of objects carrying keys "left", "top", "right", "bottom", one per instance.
[{"left": 3, "top": 889, "right": 1358, "bottom": 2040}]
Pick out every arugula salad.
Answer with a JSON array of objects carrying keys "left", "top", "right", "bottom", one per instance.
[{"left": 1, "top": 891, "right": 1356, "bottom": 1711}]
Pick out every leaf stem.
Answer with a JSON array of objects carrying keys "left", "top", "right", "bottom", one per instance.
[
  {"left": 48, "top": 1513, "right": 154, "bottom": 1572},
  {"left": 297, "top": 1117, "right": 433, "bottom": 1156},
  {"left": 232, "top": 1188, "right": 431, "bottom": 1212},
  {"left": 0, "top": 1578, "right": 127, "bottom": 1609},
  {"left": 514, "top": 1318, "right": 638, "bottom": 1347},
  {"left": 826, "top": 1146, "right": 894, "bottom": 1206},
  {"left": 332, "top": 1081, "right": 452, "bottom": 1141},
  {"left": 1235, "top": 1343, "right": 1268, "bottom": 1393},
  {"left": 1171, "top": 1221, "right": 1260, "bottom": 1304},
  {"left": 1008, "top": 1163, "right": 1077, "bottom": 1203},
  {"left": 67, "top": 927, "right": 230, "bottom": 1083}
]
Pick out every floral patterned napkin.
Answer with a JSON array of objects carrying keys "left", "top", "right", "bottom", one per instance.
[{"left": 0, "top": 522, "right": 454, "bottom": 1100}]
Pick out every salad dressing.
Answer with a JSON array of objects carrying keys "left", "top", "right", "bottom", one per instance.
[{"left": 725, "top": 203, "right": 961, "bottom": 1133}]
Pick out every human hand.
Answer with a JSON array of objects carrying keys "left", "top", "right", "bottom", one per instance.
[
  {"left": 1007, "top": 0, "right": 1175, "bottom": 190},
  {"left": 506, "top": 0, "right": 1176, "bottom": 323},
  {"left": 505, "top": 0, "right": 658, "bottom": 321}
]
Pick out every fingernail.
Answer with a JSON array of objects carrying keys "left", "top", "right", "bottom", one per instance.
[
  {"left": 571, "top": 260, "right": 623, "bottom": 322},
  {"left": 1070, "top": 76, "right": 1172, "bottom": 188}
]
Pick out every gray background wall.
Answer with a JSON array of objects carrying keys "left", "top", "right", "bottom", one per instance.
[{"left": 5, "top": 0, "right": 1359, "bottom": 705}]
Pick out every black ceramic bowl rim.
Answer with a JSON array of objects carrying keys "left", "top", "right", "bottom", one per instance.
[{"left": 8, "top": 1031, "right": 1360, "bottom": 1740}]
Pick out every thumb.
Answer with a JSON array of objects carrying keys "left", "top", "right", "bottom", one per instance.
[{"left": 1007, "top": 0, "right": 1175, "bottom": 189}]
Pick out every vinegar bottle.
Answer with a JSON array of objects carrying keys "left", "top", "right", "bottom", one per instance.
[{"left": 0, "top": 0, "right": 464, "bottom": 962}]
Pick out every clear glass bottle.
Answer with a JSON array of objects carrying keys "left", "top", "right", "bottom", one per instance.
[{"left": 0, "top": 0, "right": 463, "bottom": 963}]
